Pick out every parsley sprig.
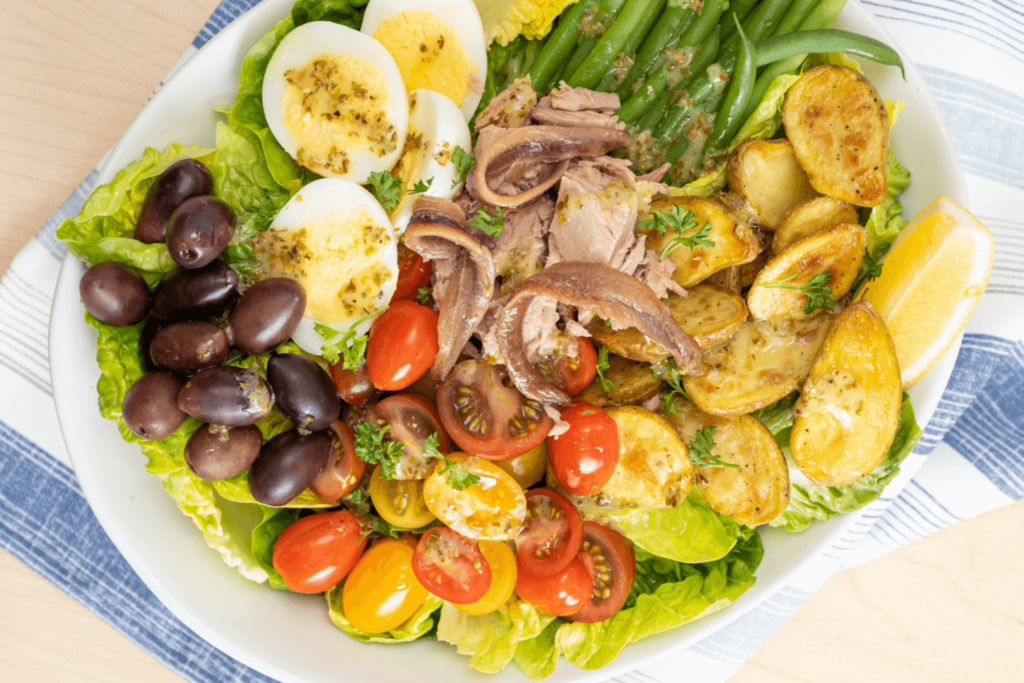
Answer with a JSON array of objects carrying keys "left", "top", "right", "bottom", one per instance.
[
  {"left": 759, "top": 272, "right": 836, "bottom": 314},
  {"left": 367, "top": 170, "right": 402, "bottom": 213},
  {"left": 411, "top": 177, "right": 432, "bottom": 194},
  {"left": 468, "top": 206, "right": 506, "bottom": 237},
  {"left": 354, "top": 423, "right": 404, "bottom": 479},
  {"left": 422, "top": 433, "right": 481, "bottom": 491},
  {"left": 315, "top": 309, "right": 385, "bottom": 368},
  {"left": 595, "top": 346, "right": 614, "bottom": 393},
  {"left": 652, "top": 357, "right": 691, "bottom": 414},
  {"left": 687, "top": 426, "right": 738, "bottom": 469},
  {"left": 851, "top": 251, "right": 883, "bottom": 295},
  {"left": 451, "top": 145, "right": 475, "bottom": 188},
  {"left": 415, "top": 287, "right": 432, "bottom": 305},
  {"left": 638, "top": 206, "right": 716, "bottom": 259}
]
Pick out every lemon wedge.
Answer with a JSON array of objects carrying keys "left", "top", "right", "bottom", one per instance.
[{"left": 860, "top": 196, "right": 994, "bottom": 388}]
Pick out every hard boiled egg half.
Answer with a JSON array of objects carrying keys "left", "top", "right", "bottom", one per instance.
[
  {"left": 387, "top": 89, "right": 473, "bottom": 233},
  {"left": 252, "top": 178, "right": 398, "bottom": 356},
  {"left": 361, "top": 0, "right": 488, "bottom": 121},
  {"left": 263, "top": 22, "right": 409, "bottom": 183}
]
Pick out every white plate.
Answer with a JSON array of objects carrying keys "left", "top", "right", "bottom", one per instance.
[{"left": 48, "top": 1, "right": 967, "bottom": 681}]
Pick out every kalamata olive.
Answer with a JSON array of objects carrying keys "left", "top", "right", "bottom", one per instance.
[
  {"left": 228, "top": 278, "right": 306, "bottom": 355},
  {"left": 184, "top": 424, "right": 263, "bottom": 481},
  {"left": 139, "top": 317, "right": 165, "bottom": 373},
  {"left": 151, "top": 321, "right": 230, "bottom": 372},
  {"left": 134, "top": 159, "right": 213, "bottom": 244},
  {"left": 79, "top": 262, "right": 150, "bottom": 326},
  {"left": 249, "top": 430, "right": 332, "bottom": 506},
  {"left": 267, "top": 354, "right": 341, "bottom": 433},
  {"left": 122, "top": 372, "right": 186, "bottom": 440},
  {"left": 166, "top": 196, "right": 236, "bottom": 269},
  {"left": 177, "top": 366, "right": 273, "bottom": 426},
  {"left": 329, "top": 363, "right": 378, "bottom": 406},
  {"left": 152, "top": 261, "right": 239, "bottom": 320}
]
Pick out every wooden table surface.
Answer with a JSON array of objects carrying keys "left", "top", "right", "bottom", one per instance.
[{"left": 2, "top": 1, "right": 1022, "bottom": 681}]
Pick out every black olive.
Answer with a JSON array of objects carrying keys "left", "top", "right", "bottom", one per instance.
[
  {"left": 122, "top": 372, "right": 186, "bottom": 440},
  {"left": 151, "top": 261, "right": 239, "bottom": 321},
  {"left": 249, "top": 430, "right": 332, "bottom": 506},
  {"left": 166, "top": 196, "right": 235, "bottom": 269},
  {"left": 267, "top": 354, "right": 341, "bottom": 433},
  {"left": 150, "top": 321, "right": 230, "bottom": 372},
  {"left": 79, "top": 262, "right": 150, "bottom": 326},
  {"left": 228, "top": 278, "right": 306, "bottom": 355},
  {"left": 134, "top": 159, "right": 213, "bottom": 244},
  {"left": 177, "top": 366, "right": 273, "bottom": 427},
  {"left": 184, "top": 424, "right": 263, "bottom": 481}
]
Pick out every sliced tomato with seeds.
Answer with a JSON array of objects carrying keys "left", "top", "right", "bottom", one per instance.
[
  {"left": 557, "top": 338, "right": 598, "bottom": 396},
  {"left": 392, "top": 244, "right": 433, "bottom": 302},
  {"left": 309, "top": 421, "right": 366, "bottom": 502},
  {"left": 438, "top": 360, "right": 553, "bottom": 459},
  {"left": 412, "top": 527, "right": 492, "bottom": 604},
  {"left": 373, "top": 394, "right": 450, "bottom": 480},
  {"left": 516, "top": 489, "right": 583, "bottom": 576},
  {"left": 515, "top": 556, "right": 592, "bottom": 617},
  {"left": 569, "top": 521, "right": 636, "bottom": 623}
]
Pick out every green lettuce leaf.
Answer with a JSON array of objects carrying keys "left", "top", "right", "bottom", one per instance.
[
  {"left": 327, "top": 583, "right": 443, "bottom": 643},
  {"left": 864, "top": 146, "right": 911, "bottom": 260},
  {"left": 513, "top": 619, "right": 562, "bottom": 680},
  {"left": 56, "top": 145, "right": 214, "bottom": 285},
  {"left": 251, "top": 506, "right": 300, "bottom": 590},
  {"left": 437, "top": 597, "right": 559, "bottom": 674},
  {"left": 290, "top": 0, "right": 369, "bottom": 27}
]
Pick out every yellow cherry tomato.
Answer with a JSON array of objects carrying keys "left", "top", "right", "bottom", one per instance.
[
  {"left": 422, "top": 454, "right": 527, "bottom": 541},
  {"left": 369, "top": 465, "right": 436, "bottom": 529},
  {"left": 495, "top": 441, "right": 548, "bottom": 489},
  {"left": 342, "top": 538, "right": 430, "bottom": 634},
  {"left": 454, "top": 540, "right": 517, "bottom": 616}
]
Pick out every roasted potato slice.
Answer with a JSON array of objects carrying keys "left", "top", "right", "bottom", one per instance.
[
  {"left": 587, "top": 285, "right": 748, "bottom": 362},
  {"left": 773, "top": 196, "right": 860, "bottom": 254},
  {"left": 640, "top": 196, "right": 761, "bottom": 289},
  {"left": 661, "top": 399, "right": 790, "bottom": 526},
  {"left": 726, "top": 139, "right": 820, "bottom": 229},
  {"left": 791, "top": 302, "right": 902, "bottom": 486},
  {"left": 782, "top": 65, "right": 889, "bottom": 207},
  {"left": 599, "top": 406, "right": 695, "bottom": 508},
  {"left": 683, "top": 314, "right": 834, "bottom": 417},
  {"left": 576, "top": 353, "right": 662, "bottom": 407},
  {"left": 747, "top": 223, "right": 867, "bottom": 321}
]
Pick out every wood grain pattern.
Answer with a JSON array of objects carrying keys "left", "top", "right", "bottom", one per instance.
[{"left": 1, "top": 1, "right": 1022, "bottom": 682}]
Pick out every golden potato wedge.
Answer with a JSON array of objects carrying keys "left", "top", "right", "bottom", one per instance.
[
  {"left": 576, "top": 353, "right": 663, "bottom": 407},
  {"left": 726, "top": 139, "right": 820, "bottom": 229},
  {"left": 640, "top": 195, "right": 761, "bottom": 289},
  {"left": 704, "top": 266, "right": 742, "bottom": 293},
  {"left": 791, "top": 301, "right": 902, "bottom": 486},
  {"left": 782, "top": 65, "right": 889, "bottom": 207},
  {"left": 747, "top": 223, "right": 867, "bottom": 321},
  {"left": 661, "top": 399, "right": 790, "bottom": 526},
  {"left": 587, "top": 284, "right": 748, "bottom": 362},
  {"left": 683, "top": 314, "right": 835, "bottom": 417},
  {"left": 599, "top": 406, "right": 695, "bottom": 508},
  {"left": 773, "top": 196, "right": 860, "bottom": 254}
]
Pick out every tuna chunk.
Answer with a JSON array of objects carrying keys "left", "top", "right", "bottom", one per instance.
[
  {"left": 530, "top": 107, "right": 626, "bottom": 130},
  {"left": 492, "top": 195, "right": 554, "bottom": 296},
  {"left": 549, "top": 82, "right": 620, "bottom": 113},
  {"left": 474, "top": 77, "right": 537, "bottom": 130}
]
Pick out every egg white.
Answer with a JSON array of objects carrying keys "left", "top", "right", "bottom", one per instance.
[
  {"left": 360, "top": 0, "right": 488, "bottom": 121},
  {"left": 262, "top": 21, "right": 409, "bottom": 183}
]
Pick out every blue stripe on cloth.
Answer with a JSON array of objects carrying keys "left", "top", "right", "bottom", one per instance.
[
  {"left": 194, "top": 0, "right": 266, "bottom": 49},
  {"left": 689, "top": 587, "right": 814, "bottom": 664},
  {"left": 0, "top": 420, "right": 277, "bottom": 683}
]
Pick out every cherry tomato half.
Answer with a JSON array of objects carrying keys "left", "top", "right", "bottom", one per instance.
[
  {"left": 392, "top": 244, "right": 433, "bottom": 302},
  {"left": 272, "top": 510, "right": 366, "bottom": 594},
  {"left": 367, "top": 300, "right": 439, "bottom": 391},
  {"left": 423, "top": 455, "right": 527, "bottom": 541},
  {"left": 455, "top": 541, "right": 517, "bottom": 616},
  {"left": 329, "top": 363, "right": 377, "bottom": 406},
  {"left": 548, "top": 401, "right": 619, "bottom": 495},
  {"left": 438, "top": 360, "right": 553, "bottom": 458},
  {"left": 374, "top": 393, "right": 450, "bottom": 480},
  {"left": 369, "top": 465, "right": 436, "bottom": 529},
  {"left": 570, "top": 521, "right": 636, "bottom": 623},
  {"left": 515, "top": 556, "right": 592, "bottom": 617},
  {"left": 516, "top": 489, "right": 584, "bottom": 576},
  {"left": 342, "top": 538, "right": 430, "bottom": 634},
  {"left": 558, "top": 338, "right": 598, "bottom": 396},
  {"left": 309, "top": 422, "right": 366, "bottom": 502},
  {"left": 412, "top": 527, "right": 492, "bottom": 604}
]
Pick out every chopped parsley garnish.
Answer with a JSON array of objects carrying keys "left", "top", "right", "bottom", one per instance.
[
  {"left": 367, "top": 170, "right": 402, "bottom": 213},
  {"left": 353, "top": 423, "right": 404, "bottom": 480},
  {"left": 687, "top": 426, "right": 738, "bottom": 469},
  {"left": 315, "top": 309, "right": 385, "bottom": 369},
  {"left": 422, "top": 433, "right": 481, "bottom": 491},
  {"left": 415, "top": 287, "right": 433, "bottom": 305},
  {"left": 652, "top": 357, "right": 691, "bottom": 414},
  {"left": 468, "top": 206, "right": 506, "bottom": 237},
  {"left": 595, "top": 346, "right": 614, "bottom": 393},
  {"left": 760, "top": 272, "right": 836, "bottom": 314},
  {"left": 411, "top": 177, "right": 432, "bottom": 194},
  {"left": 851, "top": 251, "right": 883, "bottom": 294},
  {"left": 451, "top": 145, "right": 475, "bottom": 188},
  {"left": 638, "top": 205, "right": 715, "bottom": 258}
]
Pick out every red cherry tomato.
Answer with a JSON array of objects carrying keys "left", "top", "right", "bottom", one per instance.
[
  {"left": 557, "top": 338, "right": 598, "bottom": 396},
  {"left": 272, "top": 510, "right": 366, "bottom": 594},
  {"left": 515, "top": 556, "right": 592, "bottom": 617},
  {"left": 516, "top": 489, "right": 583, "bottom": 576},
  {"left": 374, "top": 394, "right": 450, "bottom": 480},
  {"left": 309, "top": 422, "right": 366, "bottom": 502},
  {"left": 328, "top": 363, "right": 377, "bottom": 406},
  {"left": 392, "top": 245, "right": 433, "bottom": 302},
  {"left": 437, "top": 360, "right": 553, "bottom": 459},
  {"left": 412, "top": 527, "right": 492, "bottom": 604},
  {"left": 547, "top": 402, "right": 619, "bottom": 495},
  {"left": 569, "top": 522, "right": 635, "bottom": 623},
  {"left": 367, "top": 300, "right": 439, "bottom": 391}
]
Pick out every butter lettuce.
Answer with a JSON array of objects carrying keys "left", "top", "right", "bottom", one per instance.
[
  {"left": 327, "top": 584, "right": 443, "bottom": 643},
  {"left": 251, "top": 506, "right": 300, "bottom": 590},
  {"left": 438, "top": 597, "right": 559, "bottom": 673},
  {"left": 864, "top": 146, "right": 911, "bottom": 260},
  {"left": 475, "top": 0, "right": 579, "bottom": 46}
]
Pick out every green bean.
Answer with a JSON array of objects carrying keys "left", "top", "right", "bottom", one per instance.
[
  {"left": 516, "top": 36, "right": 548, "bottom": 81},
  {"left": 615, "top": 4, "right": 695, "bottom": 99},
  {"left": 650, "top": 25, "right": 726, "bottom": 138},
  {"left": 495, "top": 36, "right": 526, "bottom": 92},
  {"left": 635, "top": 87, "right": 675, "bottom": 132},
  {"left": 488, "top": 41, "right": 515, "bottom": 78},
  {"left": 755, "top": 29, "right": 904, "bottom": 73},
  {"left": 561, "top": 0, "right": 628, "bottom": 84},
  {"left": 769, "top": 0, "right": 820, "bottom": 38},
  {"left": 595, "top": 0, "right": 667, "bottom": 92},
  {"left": 679, "top": 0, "right": 728, "bottom": 47},
  {"left": 528, "top": 0, "right": 595, "bottom": 93},
  {"left": 568, "top": 0, "right": 663, "bottom": 88},
  {"left": 719, "top": 0, "right": 761, "bottom": 42},
  {"left": 702, "top": 15, "right": 757, "bottom": 156}
]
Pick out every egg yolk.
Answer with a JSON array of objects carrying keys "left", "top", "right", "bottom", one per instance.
[
  {"left": 373, "top": 11, "right": 475, "bottom": 109},
  {"left": 281, "top": 54, "right": 399, "bottom": 177},
  {"left": 253, "top": 212, "right": 394, "bottom": 325}
]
